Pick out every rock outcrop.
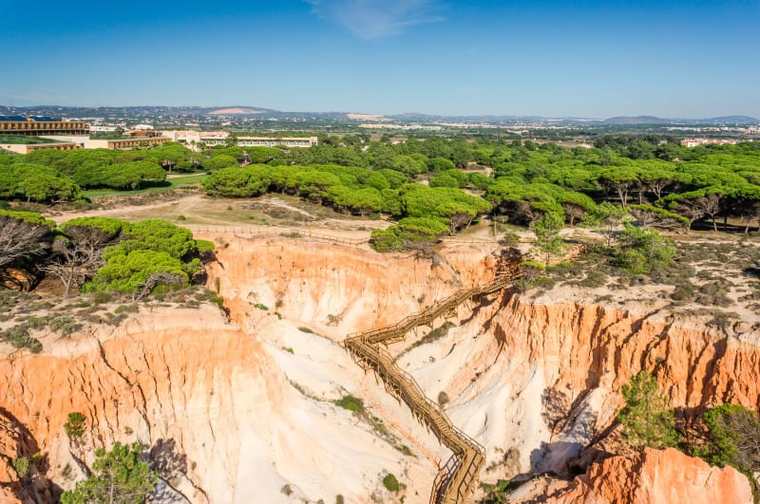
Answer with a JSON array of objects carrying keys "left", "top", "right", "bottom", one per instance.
[
  {"left": 204, "top": 234, "right": 501, "bottom": 335},
  {"left": 510, "top": 448, "right": 754, "bottom": 504},
  {"left": 395, "top": 293, "right": 760, "bottom": 484}
]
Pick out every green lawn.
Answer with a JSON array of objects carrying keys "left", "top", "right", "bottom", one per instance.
[{"left": 82, "top": 172, "right": 207, "bottom": 198}]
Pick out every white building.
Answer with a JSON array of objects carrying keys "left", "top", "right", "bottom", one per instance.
[
  {"left": 161, "top": 130, "right": 230, "bottom": 150},
  {"left": 161, "top": 131, "right": 318, "bottom": 150},
  {"left": 89, "top": 125, "right": 120, "bottom": 133},
  {"left": 236, "top": 136, "right": 318, "bottom": 148},
  {"left": 681, "top": 137, "right": 738, "bottom": 148}
]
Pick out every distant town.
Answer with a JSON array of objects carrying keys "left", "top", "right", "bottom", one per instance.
[{"left": 0, "top": 105, "right": 758, "bottom": 155}]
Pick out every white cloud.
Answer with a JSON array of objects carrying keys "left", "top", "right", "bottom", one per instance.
[{"left": 307, "top": 0, "right": 444, "bottom": 39}]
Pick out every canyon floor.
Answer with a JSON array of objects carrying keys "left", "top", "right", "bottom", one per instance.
[{"left": 2, "top": 195, "right": 759, "bottom": 503}]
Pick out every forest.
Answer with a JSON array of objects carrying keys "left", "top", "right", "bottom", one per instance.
[
  {"left": 201, "top": 136, "right": 760, "bottom": 249},
  {"left": 2, "top": 135, "right": 760, "bottom": 253}
]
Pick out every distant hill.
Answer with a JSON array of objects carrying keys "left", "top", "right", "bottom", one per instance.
[
  {"left": 603, "top": 115, "right": 759, "bottom": 125},
  {"left": 207, "top": 107, "right": 271, "bottom": 116},
  {"left": 0, "top": 105, "right": 756, "bottom": 126}
]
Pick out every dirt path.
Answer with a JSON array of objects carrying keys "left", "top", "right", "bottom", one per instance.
[
  {"left": 49, "top": 194, "right": 385, "bottom": 230},
  {"left": 257, "top": 196, "right": 316, "bottom": 218},
  {"left": 48, "top": 195, "right": 207, "bottom": 223}
]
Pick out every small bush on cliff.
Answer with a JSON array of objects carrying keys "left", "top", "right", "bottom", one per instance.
[
  {"left": 382, "top": 473, "right": 401, "bottom": 492},
  {"left": 480, "top": 479, "right": 517, "bottom": 504},
  {"left": 0, "top": 324, "right": 42, "bottom": 353},
  {"left": 11, "top": 453, "right": 43, "bottom": 480},
  {"left": 370, "top": 217, "right": 448, "bottom": 252},
  {"left": 618, "top": 371, "right": 680, "bottom": 449},
  {"left": 12, "top": 456, "right": 30, "bottom": 478},
  {"left": 335, "top": 395, "right": 364, "bottom": 414},
  {"left": 64, "top": 412, "right": 87, "bottom": 441},
  {"left": 61, "top": 442, "right": 157, "bottom": 504},
  {"left": 698, "top": 404, "right": 760, "bottom": 475}
]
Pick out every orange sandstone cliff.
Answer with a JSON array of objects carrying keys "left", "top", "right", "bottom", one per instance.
[
  {"left": 510, "top": 448, "right": 754, "bottom": 504},
  {"left": 0, "top": 236, "right": 757, "bottom": 503}
]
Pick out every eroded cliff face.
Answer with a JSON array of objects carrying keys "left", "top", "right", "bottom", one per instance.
[
  {"left": 0, "top": 304, "right": 436, "bottom": 503},
  {"left": 205, "top": 234, "right": 501, "bottom": 335},
  {"left": 203, "top": 235, "right": 760, "bottom": 501},
  {"left": 0, "top": 235, "right": 757, "bottom": 503},
  {"left": 510, "top": 448, "right": 754, "bottom": 504},
  {"left": 393, "top": 294, "right": 760, "bottom": 484}
]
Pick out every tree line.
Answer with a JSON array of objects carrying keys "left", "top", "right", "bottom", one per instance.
[
  {"left": 203, "top": 163, "right": 491, "bottom": 251},
  {"left": 0, "top": 144, "right": 193, "bottom": 201},
  {"left": 203, "top": 136, "right": 760, "bottom": 235},
  {"left": 2, "top": 134, "right": 759, "bottom": 242}
]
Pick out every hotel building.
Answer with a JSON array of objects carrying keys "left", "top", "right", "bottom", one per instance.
[{"left": 0, "top": 116, "right": 90, "bottom": 136}]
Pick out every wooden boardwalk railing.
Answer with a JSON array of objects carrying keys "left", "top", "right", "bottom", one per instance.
[{"left": 344, "top": 254, "right": 521, "bottom": 504}]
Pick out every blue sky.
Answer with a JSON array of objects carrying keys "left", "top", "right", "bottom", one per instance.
[{"left": 1, "top": 0, "right": 759, "bottom": 117}]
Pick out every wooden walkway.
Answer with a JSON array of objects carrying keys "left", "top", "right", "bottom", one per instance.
[{"left": 344, "top": 253, "right": 521, "bottom": 503}]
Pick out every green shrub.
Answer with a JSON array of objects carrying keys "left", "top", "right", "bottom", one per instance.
[
  {"left": 203, "top": 154, "right": 239, "bottom": 172},
  {"left": 699, "top": 404, "right": 760, "bottom": 475},
  {"left": 369, "top": 227, "right": 405, "bottom": 252},
  {"left": 428, "top": 157, "right": 455, "bottom": 172},
  {"left": 64, "top": 412, "right": 87, "bottom": 440},
  {"left": 72, "top": 219, "right": 206, "bottom": 295},
  {"left": 532, "top": 212, "right": 564, "bottom": 263},
  {"left": 74, "top": 160, "right": 166, "bottom": 190},
  {"left": 382, "top": 473, "right": 401, "bottom": 492},
  {"left": 618, "top": 371, "right": 680, "bottom": 449},
  {"left": 370, "top": 217, "right": 448, "bottom": 252},
  {"left": 85, "top": 249, "right": 188, "bottom": 294},
  {"left": 0, "top": 325, "right": 42, "bottom": 353},
  {"left": 12, "top": 456, "right": 30, "bottom": 478},
  {"left": 0, "top": 209, "right": 55, "bottom": 227},
  {"left": 400, "top": 185, "right": 490, "bottom": 224},
  {"left": 195, "top": 239, "right": 216, "bottom": 255},
  {"left": 60, "top": 442, "right": 157, "bottom": 504},
  {"left": 429, "top": 172, "right": 460, "bottom": 188},
  {"left": 118, "top": 219, "right": 199, "bottom": 259},
  {"left": 61, "top": 217, "right": 124, "bottom": 239},
  {"left": 613, "top": 224, "right": 676, "bottom": 275},
  {"left": 480, "top": 479, "right": 515, "bottom": 504},
  {"left": 335, "top": 395, "right": 364, "bottom": 414},
  {"left": 203, "top": 165, "right": 271, "bottom": 196}
]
